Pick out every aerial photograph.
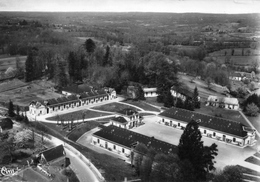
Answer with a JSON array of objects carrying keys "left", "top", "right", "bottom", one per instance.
[{"left": 0, "top": 0, "right": 259, "bottom": 181}]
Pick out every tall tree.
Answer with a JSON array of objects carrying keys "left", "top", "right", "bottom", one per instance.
[
  {"left": 25, "top": 51, "right": 34, "bottom": 82},
  {"left": 8, "top": 100, "right": 15, "bottom": 117},
  {"left": 193, "top": 87, "right": 200, "bottom": 108},
  {"left": 213, "top": 165, "right": 243, "bottom": 182},
  {"left": 68, "top": 51, "right": 76, "bottom": 80},
  {"left": 85, "top": 38, "right": 96, "bottom": 54},
  {"left": 178, "top": 120, "right": 218, "bottom": 181},
  {"left": 164, "top": 90, "right": 174, "bottom": 108},
  {"left": 103, "top": 45, "right": 111, "bottom": 66},
  {"left": 55, "top": 58, "right": 68, "bottom": 88}
]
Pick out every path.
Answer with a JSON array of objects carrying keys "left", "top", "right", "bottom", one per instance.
[{"left": 239, "top": 110, "right": 260, "bottom": 138}]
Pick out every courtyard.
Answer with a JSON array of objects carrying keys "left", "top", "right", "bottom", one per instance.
[{"left": 131, "top": 116, "right": 260, "bottom": 171}]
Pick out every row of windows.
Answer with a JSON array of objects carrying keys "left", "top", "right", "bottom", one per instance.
[
  {"left": 97, "top": 139, "right": 125, "bottom": 153},
  {"left": 163, "top": 119, "right": 238, "bottom": 143}
]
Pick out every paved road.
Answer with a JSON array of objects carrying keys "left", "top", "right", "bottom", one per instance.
[
  {"left": 65, "top": 148, "right": 99, "bottom": 182},
  {"left": 47, "top": 135, "right": 100, "bottom": 182}
]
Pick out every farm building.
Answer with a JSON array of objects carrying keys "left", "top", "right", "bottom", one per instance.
[
  {"left": 158, "top": 107, "right": 256, "bottom": 147},
  {"left": 116, "top": 108, "right": 142, "bottom": 128},
  {"left": 39, "top": 145, "right": 66, "bottom": 167},
  {"left": 92, "top": 125, "right": 177, "bottom": 159},
  {"left": 171, "top": 85, "right": 198, "bottom": 101},
  {"left": 206, "top": 95, "right": 239, "bottom": 110},
  {"left": 29, "top": 88, "right": 116, "bottom": 116},
  {"left": 143, "top": 87, "right": 158, "bottom": 97},
  {"left": 229, "top": 72, "right": 243, "bottom": 81}
]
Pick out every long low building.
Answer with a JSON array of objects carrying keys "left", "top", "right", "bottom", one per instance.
[
  {"left": 158, "top": 107, "right": 256, "bottom": 147},
  {"left": 29, "top": 88, "right": 116, "bottom": 116},
  {"left": 92, "top": 125, "right": 177, "bottom": 158}
]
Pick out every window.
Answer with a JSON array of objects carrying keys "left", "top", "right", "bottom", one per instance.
[
  {"left": 204, "top": 130, "right": 206, "bottom": 134},
  {"left": 178, "top": 123, "right": 180, "bottom": 127},
  {"left": 213, "top": 132, "right": 216, "bottom": 137},
  {"left": 233, "top": 138, "right": 236, "bottom": 142},
  {"left": 114, "top": 145, "right": 116, "bottom": 150},
  {"left": 162, "top": 119, "right": 164, "bottom": 122},
  {"left": 122, "top": 148, "right": 125, "bottom": 153},
  {"left": 97, "top": 139, "right": 100, "bottom": 143}
]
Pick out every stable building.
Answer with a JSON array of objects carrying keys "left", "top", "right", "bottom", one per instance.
[
  {"left": 29, "top": 88, "right": 116, "bottom": 116},
  {"left": 92, "top": 125, "right": 177, "bottom": 158},
  {"left": 170, "top": 85, "right": 195, "bottom": 101},
  {"left": 39, "top": 145, "right": 66, "bottom": 167},
  {"left": 206, "top": 95, "right": 239, "bottom": 110},
  {"left": 158, "top": 107, "right": 256, "bottom": 147}
]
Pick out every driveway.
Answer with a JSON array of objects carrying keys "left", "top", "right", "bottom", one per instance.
[{"left": 131, "top": 116, "right": 260, "bottom": 171}]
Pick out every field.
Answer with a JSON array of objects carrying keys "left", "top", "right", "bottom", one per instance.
[
  {"left": 178, "top": 74, "right": 227, "bottom": 101},
  {"left": 0, "top": 79, "right": 61, "bottom": 107},
  {"left": 122, "top": 100, "right": 160, "bottom": 112},
  {"left": 92, "top": 102, "right": 141, "bottom": 112},
  {"left": 196, "top": 105, "right": 249, "bottom": 126},
  {"left": 46, "top": 109, "right": 112, "bottom": 121},
  {"left": 209, "top": 48, "right": 260, "bottom": 57},
  {"left": 0, "top": 56, "right": 27, "bottom": 71}
]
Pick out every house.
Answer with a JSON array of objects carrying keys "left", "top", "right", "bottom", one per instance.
[
  {"left": 0, "top": 118, "right": 13, "bottom": 133},
  {"left": 206, "top": 95, "right": 239, "bottom": 110},
  {"left": 29, "top": 88, "right": 116, "bottom": 116},
  {"left": 229, "top": 72, "right": 242, "bottom": 81},
  {"left": 116, "top": 108, "right": 141, "bottom": 128},
  {"left": 170, "top": 86, "right": 195, "bottom": 101},
  {"left": 158, "top": 107, "right": 256, "bottom": 147},
  {"left": 92, "top": 125, "right": 177, "bottom": 159},
  {"left": 143, "top": 87, "right": 158, "bottom": 98},
  {"left": 39, "top": 145, "right": 66, "bottom": 167},
  {"left": 109, "top": 116, "right": 128, "bottom": 129}
]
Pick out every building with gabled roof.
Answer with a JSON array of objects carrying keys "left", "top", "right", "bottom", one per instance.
[
  {"left": 143, "top": 87, "right": 158, "bottom": 98},
  {"left": 40, "top": 145, "right": 66, "bottom": 166},
  {"left": 92, "top": 125, "right": 177, "bottom": 158},
  {"left": 206, "top": 95, "right": 239, "bottom": 110},
  {"left": 29, "top": 87, "right": 116, "bottom": 116},
  {"left": 116, "top": 108, "right": 141, "bottom": 128},
  {"left": 158, "top": 107, "right": 256, "bottom": 147},
  {"left": 0, "top": 118, "right": 13, "bottom": 133}
]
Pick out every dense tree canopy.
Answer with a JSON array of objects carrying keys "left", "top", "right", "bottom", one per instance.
[{"left": 178, "top": 120, "right": 218, "bottom": 181}]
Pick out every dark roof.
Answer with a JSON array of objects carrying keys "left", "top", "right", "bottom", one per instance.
[
  {"left": 171, "top": 85, "right": 193, "bottom": 98},
  {"left": 93, "top": 125, "right": 177, "bottom": 154},
  {"left": 111, "top": 116, "right": 128, "bottom": 124},
  {"left": 41, "top": 145, "right": 65, "bottom": 163},
  {"left": 0, "top": 118, "right": 13, "bottom": 130},
  {"left": 62, "top": 84, "right": 92, "bottom": 94},
  {"left": 117, "top": 108, "right": 138, "bottom": 116},
  {"left": 158, "top": 107, "right": 248, "bottom": 138}
]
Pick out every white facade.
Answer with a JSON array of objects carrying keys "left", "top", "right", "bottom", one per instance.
[
  {"left": 206, "top": 96, "right": 239, "bottom": 110},
  {"left": 171, "top": 90, "right": 187, "bottom": 101},
  {"left": 159, "top": 116, "right": 256, "bottom": 147},
  {"left": 29, "top": 93, "right": 115, "bottom": 116},
  {"left": 92, "top": 135, "right": 131, "bottom": 158},
  {"left": 143, "top": 88, "right": 158, "bottom": 98}
]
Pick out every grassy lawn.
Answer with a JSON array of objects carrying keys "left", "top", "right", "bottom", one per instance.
[
  {"left": 32, "top": 122, "right": 137, "bottom": 182},
  {"left": 145, "top": 97, "right": 164, "bottom": 108},
  {"left": 245, "top": 156, "right": 260, "bottom": 166},
  {"left": 247, "top": 115, "right": 260, "bottom": 134},
  {"left": 92, "top": 102, "right": 141, "bottom": 112},
  {"left": 46, "top": 109, "right": 112, "bottom": 121},
  {"left": 196, "top": 105, "right": 249, "bottom": 126},
  {"left": 67, "top": 121, "right": 101, "bottom": 142},
  {"left": 122, "top": 100, "right": 160, "bottom": 112}
]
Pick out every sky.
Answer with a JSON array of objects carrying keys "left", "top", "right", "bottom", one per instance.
[{"left": 0, "top": 0, "right": 259, "bottom": 14}]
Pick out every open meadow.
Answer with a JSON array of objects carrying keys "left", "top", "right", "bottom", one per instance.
[{"left": 0, "top": 55, "right": 27, "bottom": 71}]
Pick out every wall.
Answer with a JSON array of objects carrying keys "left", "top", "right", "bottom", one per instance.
[
  {"left": 160, "top": 116, "right": 247, "bottom": 147},
  {"left": 92, "top": 136, "right": 131, "bottom": 158}
]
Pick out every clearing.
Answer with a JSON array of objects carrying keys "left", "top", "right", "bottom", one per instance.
[
  {"left": 92, "top": 102, "right": 141, "bottom": 112},
  {"left": 122, "top": 100, "right": 160, "bottom": 112}
]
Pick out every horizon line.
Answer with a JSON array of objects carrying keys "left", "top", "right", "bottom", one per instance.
[{"left": 0, "top": 10, "right": 259, "bottom": 15}]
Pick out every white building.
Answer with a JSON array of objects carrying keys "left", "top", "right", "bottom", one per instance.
[
  {"left": 29, "top": 88, "right": 116, "bottom": 116},
  {"left": 206, "top": 95, "right": 239, "bottom": 110},
  {"left": 143, "top": 88, "right": 158, "bottom": 98},
  {"left": 92, "top": 125, "right": 177, "bottom": 159},
  {"left": 158, "top": 107, "right": 256, "bottom": 147}
]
